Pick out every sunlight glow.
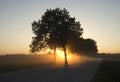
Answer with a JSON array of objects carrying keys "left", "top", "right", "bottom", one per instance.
[
  {"left": 55, "top": 48, "right": 81, "bottom": 65},
  {"left": 56, "top": 48, "right": 72, "bottom": 63},
  {"left": 44, "top": 48, "right": 87, "bottom": 66}
]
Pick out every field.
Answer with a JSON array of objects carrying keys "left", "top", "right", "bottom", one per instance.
[
  {"left": 0, "top": 54, "right": 89, "bottom": 74},
  {"left": 0, "top": 54, "right": 101, "bottom": 82},
  {"left": 91, "top": 58, "right": 120, "bottom": 82},
  {"left": 0, "top": 54, "right": 83, "bottom": 73},
  {"left": 1, "top": 54, "right": 120, "bottom": 82},
  {"left": 0, "top": 55, "right": 54, "bottom": 73}
]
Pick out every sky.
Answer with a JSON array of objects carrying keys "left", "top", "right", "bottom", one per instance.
[{"left": 0, "top": 0, "right": 120, "bottom": 54}]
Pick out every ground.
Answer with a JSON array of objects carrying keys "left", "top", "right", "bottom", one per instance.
[
  {"left": 91, "top": 59, "right": 120, "bottom": 82},
  {"left": 0, "top": 55, "right": 101, "bottom": 82}
]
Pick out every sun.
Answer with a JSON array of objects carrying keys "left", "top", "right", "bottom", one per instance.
[
  {"left": 56, "top": 48, "right": 64, "bottom": 60},
  {"left": 56, "top": 48, "right": 73, "bottom": 64}
]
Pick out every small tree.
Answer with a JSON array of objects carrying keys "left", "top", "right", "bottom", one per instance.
[
  {"left": 81, "top": 39, "right": 98, "bottom": 56},
  {"left": 68, "top": 37, "right": 98, "bottom": 57},
  {"left": 30, "top": 8, "right": 83, "bottom": 67}
]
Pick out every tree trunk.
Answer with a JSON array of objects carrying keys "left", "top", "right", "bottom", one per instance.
[
  {"left": 64, "top": 46, "right": 68, "bottom": 68},
  {"left": 54, "top": 47, "right": 56, "bottom": 62},
  {"left": 72, "top": 54, "right": 74, "bottom": 64}
]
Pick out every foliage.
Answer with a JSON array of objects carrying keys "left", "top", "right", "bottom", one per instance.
[
  {"left": 67, "top": 37, "right": 98, "bottom": 56},
  {"left": 30, "top": 8, "right": 83, "bottom": 54}
]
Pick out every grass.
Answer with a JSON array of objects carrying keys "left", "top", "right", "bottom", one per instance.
[
  {"left": 0, "top": 55, "right": 54, "bottom": 74},
  {"left": 91, "top": 59, "right": 120, "bottom": 82},
  {"left": 0, "top": 62, "right": 54, "bottom": 74}
]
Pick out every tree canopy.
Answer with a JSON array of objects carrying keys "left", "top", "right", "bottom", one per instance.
[
  {"left": 67, "top": 35, "right": 98, "bottom": 56},
  {"left": 30, "top": 8, "right": 83, "bottom": 53}
]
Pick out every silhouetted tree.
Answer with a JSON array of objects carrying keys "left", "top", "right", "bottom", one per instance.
[
  {"left": 68, "top": 37, "right": 98, "bottom": 56},
  {"left": 30, "top": 8, "right": 83, "bottom": 67},
  {"left": 82, "top": 39, "right": 98, "bottom": 56}
]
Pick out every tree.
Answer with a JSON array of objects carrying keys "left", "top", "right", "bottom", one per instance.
[
  {"left": 81, "top": 39, "right": 98, "bottom": 56},
  {"left": 67, "top": 36, "right": 98, "bottom": 57},
  {"left": 30, "top": 8, "right": 83, "bottom": 67}
]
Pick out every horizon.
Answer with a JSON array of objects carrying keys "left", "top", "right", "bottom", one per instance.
[{"left": 0, "top": 0, "right": 120, "bottom": 54}]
